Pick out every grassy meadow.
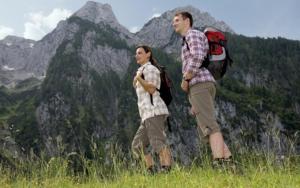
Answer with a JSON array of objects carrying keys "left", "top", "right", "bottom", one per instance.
[{"left": 1, "top": 150, "right": 299, "bottom": 188}]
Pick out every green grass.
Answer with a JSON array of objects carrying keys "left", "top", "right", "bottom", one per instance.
[
  {"left": 0, "top": 101, "right": 20, "bottom": 121},
  {"left": 1, "top": 153, "right": 299, "bottom": 188}
]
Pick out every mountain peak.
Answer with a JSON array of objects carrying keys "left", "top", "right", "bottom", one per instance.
[
  {"left": 171, "top": 5, "right": 234, "bottom": 33},
  {"left": 136, "top": 5, "right": 234, "bottom": 53},
  {"left": 0, "top": 35, "right": 36, "bottom": 49},
  {"left": 71, "top": 1, "right": 137, "bottom": 45},
  {"left": 1, "top": 35, "right": 35, "bottom": 44},
  {"left": 73, "top": 1, "right": 118, "bottom": 25}
]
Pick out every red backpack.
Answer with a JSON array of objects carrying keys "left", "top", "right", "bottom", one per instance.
[{"left": 201, "top": 27, "right": 233, "bottom": 80}]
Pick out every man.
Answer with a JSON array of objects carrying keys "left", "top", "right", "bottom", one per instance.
[{"left": 172, "top": 11, "right": 233, "bottom": 168}]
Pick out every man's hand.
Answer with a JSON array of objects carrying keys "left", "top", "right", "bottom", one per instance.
[
  {"left": 189, "top": 106, "right": 196, "bottom": 116},
  {"left": 181, "top": 79, "right": 189, "bottom": 92}
]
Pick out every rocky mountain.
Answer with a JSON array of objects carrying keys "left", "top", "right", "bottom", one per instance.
[
  {"left": 0, "top": 36, "right": 36, "bottom": 87},
  {"left": 34, "top": 15, "right": 134, "bottom": 156},
  {"left": 73, "top": 1, "right": 138, "bottom": 46},
  {"left": 0, "top": 1, "right": 137, "bottom": 87},
  {"left": 0, "top": 2, "right": 299, "bottom": 166},
  {"left": 0, "top": 35, "right": 35, "bottom": 51},
  {"left": 136, "top": 6, "right": 234, "bottom": 54}
]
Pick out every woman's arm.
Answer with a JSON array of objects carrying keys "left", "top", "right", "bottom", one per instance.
[{"left": 135, "top": 74, "right": 156, "bottom": 94}]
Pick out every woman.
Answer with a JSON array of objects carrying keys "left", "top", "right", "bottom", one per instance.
[{"left": 131, "top": 45, "right": 171, "bottom": 173}]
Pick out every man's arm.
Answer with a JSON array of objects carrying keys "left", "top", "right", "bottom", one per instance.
[{"left": 184, "top": 31, "right": 209, "bottom": 79}]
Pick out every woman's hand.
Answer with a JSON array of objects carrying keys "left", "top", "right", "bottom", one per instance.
[
  {"left": 134, "top": 72, "right": 156, "bottom": 94},
  {"left": 133, "top": 78, "right": 137, "bottom": 88},
  {"left": 133, "top": 72, "right": 142, "bottom": 88},
  {"left": 181, "top": 80, "right": 189, "bottom": 92}
]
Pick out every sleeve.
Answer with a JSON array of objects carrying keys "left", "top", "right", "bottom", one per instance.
[
  {"left": 185, "top": 31, "right": 209, "bottom": 74},
  {"left": 144, "top": 65, "right": 160, "bottom": 88}
]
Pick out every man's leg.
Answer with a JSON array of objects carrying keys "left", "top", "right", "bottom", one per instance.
[
  {"left": 209, "top": 131, "right": 225, "bottom": 159},
  {"left": 189, "top": 82, "right": 233, "bottom": 161},
  {"left": 209, "top": 131, "right": 236, "bottom": 172},
  {"left": 223, "top": 142, "right": 232, "bottom": 159}
]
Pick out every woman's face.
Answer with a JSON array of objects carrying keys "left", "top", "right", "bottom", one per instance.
[{"left": 135, "top": 47, "right": 150, "bottom": 65}]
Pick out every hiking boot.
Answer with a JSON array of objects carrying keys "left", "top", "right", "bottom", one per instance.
[
  {"left": 146, "top": 166, "right": 156, "bottom": 175},
  {"left": 212, "top": 158, "right": 225, "bottom": 172},
  {"left": 223, "top": 158, "right": 236, "bottom": 172},
  {"left": 160, "top": 165, "right": 171, "bottom": 173},
  {"left": 222, "top": 157, "right": 243, "bottom": 174}
]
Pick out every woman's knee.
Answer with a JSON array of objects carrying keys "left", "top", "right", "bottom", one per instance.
[
  {"left": 131, "top": 140, "right": 147, "bottom": 157},
  {"left": 150, "top": 138, "right": 167, "bottom": 154}
]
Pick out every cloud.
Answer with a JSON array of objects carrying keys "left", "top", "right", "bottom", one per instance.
[
  {"left": 0, "top": 25, "right": 15, "bottom": 40},
  {"left": 129, "top": 26, "right": 141, "bottom": 33},
  {"left": 152, "top": 7, "right": 158, "bottom": 12},
  {"left": 23, "top": 8, "right": 72, "bottom": 40}
]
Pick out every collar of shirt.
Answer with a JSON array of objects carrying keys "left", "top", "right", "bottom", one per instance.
[
  {"left": 181, "top": 28, "right": 191, "bottom": 44},
  {"left": 138, "top": 61, "right": 151, "bottom": 70},
  {"left": 137, "top": 61, "right": 151, "bottom": 74}
]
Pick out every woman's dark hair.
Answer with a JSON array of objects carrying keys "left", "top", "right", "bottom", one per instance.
[
  {"left": 136, "top": 45, "right": 158, "bottom": 66},
  {"left": 175, "top": 11, "right": 193, "bottom": 27}
]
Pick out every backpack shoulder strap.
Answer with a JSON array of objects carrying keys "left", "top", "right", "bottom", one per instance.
[
  {"left": 140, "top": 64, "right": 157, "bottom": 106},
  {"left": 182, "top": 37, "right": 190, "bottom": 51}
]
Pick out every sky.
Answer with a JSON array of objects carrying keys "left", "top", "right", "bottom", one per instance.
[{"left": 0, "top": 0, "right": 299, "bottom": 41}]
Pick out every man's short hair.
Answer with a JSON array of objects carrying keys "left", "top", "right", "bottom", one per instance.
[{"left": 175, "top": 11, "right": 193, "bottom": 27}]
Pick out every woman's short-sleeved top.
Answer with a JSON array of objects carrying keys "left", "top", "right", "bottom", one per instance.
[{"left": 135, "top": 62, "right": 169, "bottom": 122}]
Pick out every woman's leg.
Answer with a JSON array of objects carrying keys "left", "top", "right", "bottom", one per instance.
[
  {"left": 146, "top": 115, "right": 172, "bottom": 168},
  {"left": 132, "top": 122, "right": 153, "bottom": 169},
  {"left": 159, "top": 146, "right": 171, "bottom": 167}
]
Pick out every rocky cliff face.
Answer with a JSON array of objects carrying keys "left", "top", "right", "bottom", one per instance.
[
  {"left": 33, "top": 15, "right": 133, "bottom": 156},
  {"left": 0, "top": 18, "right": 78, "bottom": 87},
  {"left": 24, "top": 20, "right": 79, "bottom": 77},
  {"left": 0, "top": 36, "right": 36, "bottom": 87}
]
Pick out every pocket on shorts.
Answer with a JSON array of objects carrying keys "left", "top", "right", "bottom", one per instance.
[{"left": 189, "top": 88, "right": 209, "bottom": 115}]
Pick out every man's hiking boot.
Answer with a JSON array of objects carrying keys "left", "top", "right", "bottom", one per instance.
[
  {"left": 213, "top": 157, "right": 243, "bottom": 174},
  {"left": 222, "top": 157, "right": 237, "bottom": 173},
  {"left": 225, "top": 158, "right": 244, "bottom": 175},
  {"left": 212, "top": 158, "right": 225, "bottom": 172}
]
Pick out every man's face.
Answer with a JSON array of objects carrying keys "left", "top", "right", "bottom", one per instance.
[{"left": 172, "top": 14, "right": 186, "bottom": 34}]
